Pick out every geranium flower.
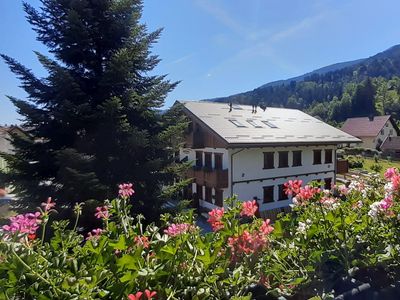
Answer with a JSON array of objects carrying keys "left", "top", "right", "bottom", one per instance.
[
  {"left": 260, "top": 219, "right": 274, "bottom": 235},
  {"left": 119, "top": 183, "right": 135, "bottom": 198},
  {"left": 207, "top": 207, "right": 225, "bottom": 231},
  {"left": 86, "top": 228, "right": 103, "bottom": 240},
  {"left": 95, "top": 205, "right": 111, "bottom": 220},
  {"left": 283, "top": 180, "right": 303, "bottom": 196},
  {"left": 134, "top": 235, "right": 150, "bottom": 248},
  {"left": 2, "top": 212, "right": 41, "bottom": 235},
  {"left": 41, "top": 197, "right": 56, "bottom": 212},
  {"left": 240, "top": 200, "right": 258, "bottom": 217},
  {"left": 385, "top": 167, "right": 398, "bottom": 180},
  {"left": 164, "top": 223, "right": 195, "bottom": 237},
  {"left": 128, "top": 292, "right": 143, "bottom": 300},
  {"left": 144, "top": 290, "right": 157, "bottom": 299}
]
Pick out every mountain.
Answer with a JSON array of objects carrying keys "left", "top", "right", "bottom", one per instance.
[{"left": 209, "top": 44, "right": 400, "bottom": 124}]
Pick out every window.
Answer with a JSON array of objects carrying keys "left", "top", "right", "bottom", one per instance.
[
  {"left": 263, "top": 152, "right": 274, "bottom": 169},
  {"left": 292, "top": 150, "right": 302, "bottom": 167},
  {"left": 381, "top": 129, "right": 384, "bottom": 135},
  {"left": 390, "top": 129, "right": 394, "bottom": 135},
  {"left": 195, "top": 151, "right": 203, "bottom": 167},
  {"left": 204, "top": 152, "right": 212, "bottom": 169},
  {"left": 229, "top": 119, "right": 246, "bottom": 127},
  {"left": 196, "top": 184, "right": 203, "bottom": 200},
  {"left": 262, "top": 120, "right": 278, "bottom": 128},
  {"left": 313, "top": 150, "right": 322, "bottom": 165},
  {"left": 324, "top": 178, "right": 332, "bottom": 190},
  {"left": 247, "top": 119, "right": 262, "bottom": 128},
  {"left": 263, "top": 186, "right": 274, "bottom": 203},
  {"left": 386, "top": 123, "right": 389, "bottom": 127},
  {"left": 278, "top": 184, "right": 288, "bottom": 201},
  {"left": 214, "top": 153, "right": 223, "bottom": 170},
  {"left": 215, "top": 189, "right": 223, "bottom": 207},
  {"left": 278, "top": 151, "right": 289, "bottom": 168},
  {"left": 205, "top": 187, "right": 212, "bottom": 203},
  {"left": 325, "top": 149, "right": 333, "bottom": 164}
]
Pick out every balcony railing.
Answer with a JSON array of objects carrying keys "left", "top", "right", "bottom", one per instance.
[{"left": 187, "top": 167, "right": 228, "bottom": 188}]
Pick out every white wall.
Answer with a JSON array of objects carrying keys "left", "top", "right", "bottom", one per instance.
[
  {"left": 0, "top": 132, "right": 13, "bottom": 170},
  {"left": 229, "top": 145, "right": 336, "bottom": 211}
]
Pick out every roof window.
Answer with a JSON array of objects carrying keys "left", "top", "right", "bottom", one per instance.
[
  {"left": 229, "top": 119, "right": 246, "bottom": 127},
  {"left": 247, "top": 119, "right": 263, "bottom": 128},
  {"left": 262, "top": 120, "right": 278, "bottom": 128}
]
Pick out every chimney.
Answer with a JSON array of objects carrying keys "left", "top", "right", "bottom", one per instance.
[{"left": 368, "top": 115, "right": 374, "bottom": 121}]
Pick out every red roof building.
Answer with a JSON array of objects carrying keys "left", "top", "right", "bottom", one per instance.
[{"left": 341, "top": 116, "right": 399, "bottom": 150}]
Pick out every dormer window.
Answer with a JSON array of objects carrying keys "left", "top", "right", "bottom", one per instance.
[
  {"left": 247, "top": 119, "right": 262, "bottom": 128},
  {"left": 262, "top": 120, "right": 278, "bottom": 128},
  {"left": 229, "top": 119, "right": 246, "bottom": 127}
]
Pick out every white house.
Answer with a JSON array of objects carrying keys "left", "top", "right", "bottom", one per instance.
[
  {"left": 178, "top": 101, "right": 360, "bottom": 216},
  {"left": 341, "top": 115, "right": 399, "bottom": 150}
]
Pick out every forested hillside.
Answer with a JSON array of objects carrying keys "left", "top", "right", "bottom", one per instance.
[{"left": 212, "top": 45, "right": 400, "bottom": 125}]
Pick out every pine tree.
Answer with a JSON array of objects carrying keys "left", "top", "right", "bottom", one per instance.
[{"left": 1, "top": 0, "right": 188, "bottom": 220}]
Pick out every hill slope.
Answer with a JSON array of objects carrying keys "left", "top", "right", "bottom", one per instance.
[{"left": 210, "top": 45, "right": 400, "bottom": 124}]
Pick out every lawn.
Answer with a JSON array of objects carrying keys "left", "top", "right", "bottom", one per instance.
[{"left": 353, "top": 157, "right": 400, "bottom": 177}]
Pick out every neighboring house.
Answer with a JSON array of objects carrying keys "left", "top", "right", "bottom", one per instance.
[
  {"left": 178, "top": 101, "right": 359, "bottom": 214},
  {"left": 380, "top": 136, "right": 400, "bottom": 158},
  {"left": 0, "top": 126, "right": 24, "bottom": 171},
  {"left": 341, "top": 116, "right": 399, "bottom": 150}
]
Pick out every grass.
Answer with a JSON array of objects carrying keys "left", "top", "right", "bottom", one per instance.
[{"left": 352, "top": 157, "right": 400, "bottom": 177}]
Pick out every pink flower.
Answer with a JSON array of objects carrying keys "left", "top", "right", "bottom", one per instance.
[
  {"left": 292, "top": 185, "right": 321, "bottom": 206},
  {"left": 128, "top": 292, "right": 143, "bottom": 300},
  {"left": 207, "top": 207, "right": 225, "bottom": 231},
  {"left": 144, "top": 290, "right": 157, "bottom": 299},
  {"left": 260, "top": 219, "right": 274, "bottom": 235},
  {"left": 119, "top": 183, "right": 135, "bottom": 198},
  {"left": 41, "top": 197, "right": 56, "bottom": 212},
  {"left": 164, "top": 223, "right": 195, "bottom": 237},
  {"left": 2, "top": 212, "right": 41, "bottom": 235},
  {"left": 284, "top": 180, "right": 303, "bottom": 196},
  {"left": 95, "top": 206, "right": 110, "bottom": 220},
  {"left": 134, "top": 235, "right": 150, "bottom": 248},
  {"left": 240, "top": 200, "right": 258, "bottom": 217},
  {"left": 385, "top": 167, "right": 399, "bottom": 180},
  {"left": 86, "top": 228, "right": 103, "bottom": 240},
  {"left": 380, "top": 196, "right": 393, "bottom": 210}
]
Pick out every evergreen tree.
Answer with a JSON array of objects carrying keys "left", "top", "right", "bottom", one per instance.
[
  {"left": 351, "top": 78, "right": 376, "bottom": 117},
  {"left": 1, "top": 0, "right": 187, "bottom": 220}
]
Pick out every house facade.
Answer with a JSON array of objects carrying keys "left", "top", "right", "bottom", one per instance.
[
  {"left": 179, "top": 101, "right": 360, "bottom": 213},
  {"left": 341, "top": 116, "right": 399, "bottom": 150}
]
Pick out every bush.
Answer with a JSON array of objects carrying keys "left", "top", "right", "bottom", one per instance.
[
  {"left": 370, "top": 163, "right": 383, "bottom": 173},
  {"left": 3, "top": 172, "right": 400, "bottom": 299},
  {"left": 346, "top": 155, "right": 364, "bottom": 169}
]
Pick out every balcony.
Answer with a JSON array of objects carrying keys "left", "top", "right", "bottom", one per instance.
[{"left": 187, "top": 167, "right": 228, "bottom": 188}]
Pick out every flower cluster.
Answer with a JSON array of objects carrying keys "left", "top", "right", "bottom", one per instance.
[
  {"left": 207, "top": 207, "right": 225, "bottom": 231},
  {"left": 228, "top": 220, "right": 273, "bottom": 260},
  {"left": 164, "top": 223, "right": 195, "bottom": 237},
  {"left": 2, "top": 212, "right": 41, "bottom": 235},
  {"left": 240, "top": 200, "right": 258, "bottom": 217},
  {"left": 95, "top": 205, "right": 111, "bottom": 220},
  {"left": 128, "top": 290, "right": 156, "bottom": 300},
  {"left": 284, "top": 180, "right": 303, "bottom": 196},
  {"left": 134, "top": 235, "right": 150, "bottom": 249},
  {"left": 320, "top": 196, "right": 340, "bottom": 210},
  {"left": 119, "top": 183, "right": 135, "bottom": 198},
  {"left": 292, "top": 185, "right": 321, "bottom": 206}
]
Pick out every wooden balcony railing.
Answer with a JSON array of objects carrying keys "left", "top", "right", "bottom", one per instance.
[{"left": 187, "top": 167, "right": 228, "bottom": 188}]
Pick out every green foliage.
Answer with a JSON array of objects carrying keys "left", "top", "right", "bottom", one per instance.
[
  {"left": 370, "top": 163, "right": 383, "bottom": 173},
  {"left": 1, "top": 0, "right": 187, "bottom": 220},
  {"left": 346, "top": 155, "right": 364, "bottom": 168}
]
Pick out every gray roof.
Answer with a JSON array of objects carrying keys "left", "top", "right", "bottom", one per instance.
[{"left": 180, "top": 101, "right": 360, "bottom": 146}]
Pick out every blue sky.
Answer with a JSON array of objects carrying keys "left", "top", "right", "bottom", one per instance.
[{"left": 1, "top": 0, "right": 400, "bottom": 124}]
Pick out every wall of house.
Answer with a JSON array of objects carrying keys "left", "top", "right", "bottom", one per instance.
[
  {"left": 0, "top": 131, "right": 13, "bottom": 170},
  {"left": 229, "top": 145, "right": 336, "bottom": 211}
]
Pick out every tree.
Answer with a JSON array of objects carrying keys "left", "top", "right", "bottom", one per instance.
[
  {"left": 351, "top": 78, "right": 376, "bottom": 117},
  {"left": 1, "top": 0, "right": 187, "bottom": 220}
]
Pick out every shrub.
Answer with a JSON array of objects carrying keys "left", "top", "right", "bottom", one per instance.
[
  {"left": 370, "top": 163, "right": 383, "bottom": 173},
  {"left": 346, "top": 155, "right": 364, "bottom": 169}
]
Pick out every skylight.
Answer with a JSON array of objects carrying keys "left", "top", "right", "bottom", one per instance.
[
  {"left": 262, "top": 120, "right": 278, "bottom": 128},
  {"left": 247, "top": 119, "right": 263, "bottom": 128},
  {"left": 229, "top": 119, "right": 246, "bottom": 127}
]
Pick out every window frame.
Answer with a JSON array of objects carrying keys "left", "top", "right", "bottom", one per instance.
[
  {"left": 204, "top": 152, "right": 212, "bottom": 169},
  {"left": 263, "top": 152, "right": 275, "bottom": 169},
  {"left": 313, "top": 149, "right": 322, "bottom": 165},
  {"left": 292, "top": 150, "right": 302, "bottom": 167},
  {"left": 278, "top": 184, "right": 288, "bottom": 201},
  {"left": 262, "top": 120, "right": 278, "bottom": 128},
  {"left": 325, "top": 149, "right": 333, "bottom": 164},
  {"left": 278, "top": 151, "right": 289, "bottom": 168},
  {"left": 195, "top": 151, "right": 203, "bottom": 168},
  {"left": 263, "top": 186, "right": 274, "bottom": 203},
  {"left": 214, "top": 153, "right": 223, "bottom": 170},
  {"left": 229, "top": 119, "right": 246, "bottom": 128}
]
